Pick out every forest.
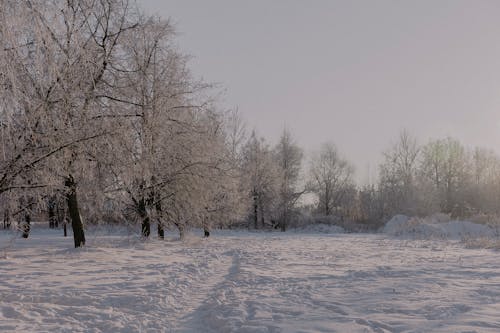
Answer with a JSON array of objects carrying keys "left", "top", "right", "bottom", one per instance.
[{"left": 2, "top": 0, "right": 500, "bottom": 249}]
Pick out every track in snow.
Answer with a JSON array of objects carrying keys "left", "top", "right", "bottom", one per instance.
[{"left": 1, "top": 228, "right": 500, "bottom": 332}]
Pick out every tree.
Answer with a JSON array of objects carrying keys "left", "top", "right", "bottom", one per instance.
[
  {"left": 378, "top": 130, "right": 420, "bottom": 216},
  {"left": 465, "top": 147, "right": 500, "bottom": 214},
  {"left": 420, "top": 137, "right": 469, "bottom": 215},
  {"left": 309, "top": 143, "right": 354, "bottom": 217},
  {"left": 242, "top": 132, "right": 279, "bottom": 229},
  {"left": 0, "top": 0, "right": 144, "bottom": 247},
  {"left": 274, "top": 128, "right": 303, "bottom": 231}
]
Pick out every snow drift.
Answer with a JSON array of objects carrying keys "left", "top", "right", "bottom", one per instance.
[{"left": 382, "top": 214, "right": 496, "bottom": 239}]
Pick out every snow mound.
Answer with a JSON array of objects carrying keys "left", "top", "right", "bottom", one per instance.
[
  {"left": 383, "top": 215, "right": 495, "bottom": 239},
  {"left": 292, "top": 223, "right": 345, "bottom": 234},
  {"left": 382, "top": 215, "right": 410, "bottom": 234}
]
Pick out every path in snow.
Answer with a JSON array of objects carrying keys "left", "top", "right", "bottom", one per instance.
[
  {"left": 0, "top": 229, "right": 232, "bottom": 332},
  {"left": 1, "top": 227, "right": 500, "bottom": 332}
]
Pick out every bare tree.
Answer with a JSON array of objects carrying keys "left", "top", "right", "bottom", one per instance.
[
  {"left": 378, "top": 130, "right": 420, "bottom": 216},
  {"left": 309, "top": 143, "right": 354, "bottom": 217},
  {"left": 242, "top": 131, "right": 279, "bottom": 229},
  {"left": 420, "top": 137, "right": 469, "bottom": 215},
  {"left": 274, "top": 128, "right": 304, "bottom": 231}
]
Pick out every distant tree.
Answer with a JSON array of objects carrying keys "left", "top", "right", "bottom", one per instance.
[
  {"left": 242, "top": 132, "right": 279, "bottom": 229},
  {"left": 465, "top": 147, "right": 500, "bottom": 214},
  {"left": 378, "top": 130, "right": 420, "bottom": 216},
  {"left": 309, "top": 143, "right": 354, "bottom": 216},
  {"left": 357, "top": 185, "right": 384, "bottom": 225},
  {"left": 274, "top": 129, "right": 304, "bottom": 231},
  {"left": 420, "top": 137, "right": 469, "bottom": 215}
]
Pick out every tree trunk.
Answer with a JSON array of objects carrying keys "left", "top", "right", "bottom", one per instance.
[
  {"left": 56, "top": 201, "right": 65, "bottom": 228},
  {"left": 3, "top": 209, "right": 9, "bottom": 229},
  {"left": 157, "top": 223, "right": 164, "bottom": 239},
  {"left": 281, "top": 208, "right": 287, "bottom": 232},
  {"left": 65, "top": 175, "right": 85, "bottom": 248},
  {"left": 174, "top": 222, "right": 185, "bottom": 240},
  {"left": 138, "top": 198, "right": 150, "bottom": 238},
  {"left": 63, "top": 221, "right": 67, "bottom": 237},
  {"left": 155, "top": 200, "right": 164, "bottom": 239},
  {"left": 21, "top": 213, "right": 30, "bottom": 239},
  {"left": 259, "top": 197, "right": 265, "bottom": 228},
  {"left": 48, "top": 198, "right": 56, "bottom": 229},
  {"left": 141, "top": 216, "right": 151, "bottom": 237},
  {"left": 253, "top": 194, "right": 258, "bottom": 229},
  {"left": 204, "top": 227, "right": 210, "bottom": 238}
]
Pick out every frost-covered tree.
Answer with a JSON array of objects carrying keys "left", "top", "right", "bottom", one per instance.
[
  {"left": 274, "top": 129, "right": 304, "bottom": 231},
  {"left": 0, "top": 0, "right": 142, "bottom": 247},
  {"left": 464, "top": 147, "right": 500, "bottom": 215},
  {"left": 103, "top": 15, "right": 194, "bottom": 238},
  {"left": 242, "top": 132, "right": 279, "bottom": 229},
  {"left": 419, "top": 137, "right": 469, "bottom": 216},
  {"left": 198, "top": 112, "right": 249, "bottom": 236},
  {"left": 378, "top": 130, "right": 420, "bottom": 216},
  {"left": 309, "top": 143, "right": 354, "bottom": 217}
]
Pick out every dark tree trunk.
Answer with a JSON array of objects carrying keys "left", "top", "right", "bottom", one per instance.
[
  {"left": 63, "top": 221, "right": 67, "bottom": 237},
  {"left": 138, "top": 198, "right": 150, "bottom": 238},
  {"left": 56, "top": 200, "right": 65, "bottom": 228},
  {"left": 259, "top": 198, "right": 265, "bottom": 228},
  {"left": 22, "top": 213, "right": 31, "bottom": 238},
  {"left": 253, "top": 193, "right": 258, "bottom": 229},
  {"left": 157, "top": 223, "right": 164, "bottom": 239},
  {"left": 281, "top": 210, "right": 287, "bottom": 232},
  {"left": 204, "top": 228, "right": 210, "bottom": 238},
  {"left": 3, "top": 209, "right": 10, "bottom": 229},
  {"left": 324, "top": 188, "right": 330, "bottom": 216},
  {"left": 65, "top": 175, "right": 85, "bottom": 248},
  {"left": 48, "top": 198, "right": 56, "bottom": 229},
  {"left": 155, "top": 200, "right": 164, "bottom": 239},
  {"left": 141, "top": 217, "right": 151, "bottom": 237}
]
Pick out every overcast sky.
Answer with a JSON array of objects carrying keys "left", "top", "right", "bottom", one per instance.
[{"left": 139, "top": 0, "right": 500, "bottom": 184}]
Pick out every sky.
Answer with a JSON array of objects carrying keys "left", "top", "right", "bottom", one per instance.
[{"left": 139, "top": 0, "right": 500, "bottom": 184}]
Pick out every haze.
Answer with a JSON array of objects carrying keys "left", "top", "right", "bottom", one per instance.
[{"left": 139, "top": 0, "right": 500, "bottom": 183}]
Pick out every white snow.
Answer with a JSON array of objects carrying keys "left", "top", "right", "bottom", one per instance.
[
  {"left": 382, "top": 215, "right": 496, "bottom": 240},
  {"left": 1, "top": 225, "right": 500, "bottom": 332},
  {"left": 291, "top": 223, "right": 345, "bottom": 234}
]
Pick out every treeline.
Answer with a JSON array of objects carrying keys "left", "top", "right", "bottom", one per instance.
[
  {"left": 372, "top": 131, "right": 500, "bottom": 222},
  {"left": 231, "top": 130, "right": 500, "bottom": 231},
  {"left": 321, "top": 131, "right": 500, "bottom": 229},
  {"left": 2, "top": 1, "right": 499, "bottom": 247}
]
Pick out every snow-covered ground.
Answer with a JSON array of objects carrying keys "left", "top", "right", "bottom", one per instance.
[{"left": 1, "top": 226, "right": 500, "bottom": 332}]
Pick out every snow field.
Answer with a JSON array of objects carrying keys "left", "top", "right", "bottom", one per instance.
[{"left": 1, "top": 226, "right": 500, "bottom": 332}]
